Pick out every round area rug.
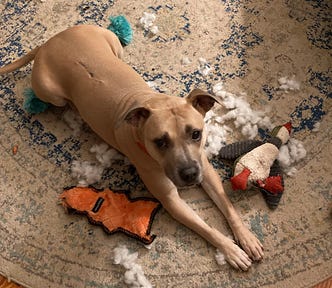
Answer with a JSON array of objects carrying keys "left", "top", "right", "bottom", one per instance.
[{"left": 0, "top": 1, "right": 331, "bottom": 287}]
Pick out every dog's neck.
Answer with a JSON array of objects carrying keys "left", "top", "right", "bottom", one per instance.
[
  {"left": 136, "top": 140, "right": 150, "bottom": 156},
  {"left": 131, "top": 127, "right": 150, "bottom": 156}
]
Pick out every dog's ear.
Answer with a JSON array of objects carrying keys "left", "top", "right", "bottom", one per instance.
[
  {"left": 186, "top": 88, "right": 222, "bottom": 116},
  {"left": 124, "top": 107, "right": 150, "bottom": 127}
]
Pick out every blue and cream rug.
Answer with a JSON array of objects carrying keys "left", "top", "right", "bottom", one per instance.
[{"left": 0, "top": 0, "right": 331, "bottom": 287}]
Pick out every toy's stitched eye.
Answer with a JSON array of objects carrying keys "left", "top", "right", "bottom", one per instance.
[{"left": 192, "top": 130, "right": 202, "bottom": 141}]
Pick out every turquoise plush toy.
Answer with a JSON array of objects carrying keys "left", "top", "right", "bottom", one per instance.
[
  {"left": 107, "top": 15, "right": 133, "bottom": 46},
  {"left": 23, "top": 15, "right": 133, "bottom": 114},
  {"left": 23, "top": 88, "right": 50, "bottom": 114}
]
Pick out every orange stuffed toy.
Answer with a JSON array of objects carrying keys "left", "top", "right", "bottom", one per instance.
[{"left": 60, "top": 187, "right": 161, "bottom": 245}]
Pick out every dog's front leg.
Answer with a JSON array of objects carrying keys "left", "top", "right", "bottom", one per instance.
[
  {"left": 136, "top": 167, "right": 253, "bottom": 271},
  {"left": 201, "top": 155, "right": 264, "bottom": 262}
]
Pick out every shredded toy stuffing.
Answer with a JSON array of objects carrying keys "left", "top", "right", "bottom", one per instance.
[
  {"left": 71, "top": 160, "right": 104, "bottom": 187},
  {"left": 146, "top": 79, "right": 163, "bottom": 91},
  {"left": 215, "top": 250, "right": 226, "bottom": 266},
  {"left": 62, "top": 109, "right": 84, "bottom": 136},
  {"left": 198, "top": 57, "right": 211, "bottom": 76},
  {"left": 113, "top": 245, "right": 152, "bottom": 288},
  {"left": 90, "top": 143, "right": 125, "bottom": 167},
  {"left": 277, "top": 138, "right": 307, "bottom": 176},
  {"left": 139, "top": 12, "right": 158, "bottom": 35},
  {"left": 149, "top": 25, "right": 159, "bottom": 35},
  {"left": 181, "top": 56, "right": 191, "bottom": 65},
  {"left": 204, "top": 82, "right": 272, "bottom": 157},
  {"left": 206, "top": 81, "right": 306, "bottom": 179},
  {"left": 71, "top": 143, "right": 129, "bottom": 186},
  {"left": 278, "top": 76, "right": 301, "bottom": 91}
]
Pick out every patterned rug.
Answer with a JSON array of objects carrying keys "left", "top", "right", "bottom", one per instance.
[{"left": 0, "top": 0, "right": 331, "bottom": 287}]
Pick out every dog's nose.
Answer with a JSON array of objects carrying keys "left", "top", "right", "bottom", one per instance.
[{"left": 179, "top": 166, "right": 199, "bottom": 184}]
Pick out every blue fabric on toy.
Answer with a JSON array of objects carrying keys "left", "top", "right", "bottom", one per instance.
[
  {"left": 108, "top": 15, "right": 133, "bottom": 46},
  {"left": 23, "top": 88, "right": 50, "bottom": 114}
]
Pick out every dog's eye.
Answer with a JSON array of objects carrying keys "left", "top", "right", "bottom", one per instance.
[
  {"left": 192, "top": 130, "right": 202, "bottom": 141},
  {"left": 154, "top": 135, "right": 168, "bottom": 149}
]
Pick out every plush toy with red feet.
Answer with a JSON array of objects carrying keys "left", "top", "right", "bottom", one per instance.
[{"left": 219, "top": 122, "right": 292, "bottom": 209}]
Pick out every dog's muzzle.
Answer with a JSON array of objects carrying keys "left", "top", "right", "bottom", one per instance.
[
  {"left": 179, "top": 166, "right": 199, "bottom": 184},
  {"left": 172, "top": 161, "right": 202, "bottom": 187}
]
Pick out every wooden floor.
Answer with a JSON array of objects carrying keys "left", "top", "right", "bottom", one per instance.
[
  {"left": 0, "top": 275, "right": 331, "bottom": 288},
  {"left": 0, "top": 276, "right": 22, "bottom": 288}
]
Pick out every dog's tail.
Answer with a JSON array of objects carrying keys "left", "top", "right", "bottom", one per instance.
[{"left": 0, "top": 47, "right": 40, "bottom": 75}]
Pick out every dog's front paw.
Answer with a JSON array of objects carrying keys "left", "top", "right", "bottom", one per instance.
[
  {"left": 234, "top": 226, "right": 264, "bottom": 262},
  {"left": 221, "top": 238, "right": 252, "bottom": 271}
]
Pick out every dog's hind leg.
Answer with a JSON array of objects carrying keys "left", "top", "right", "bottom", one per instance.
[{"left": 31, "top": 63, "right": 68, "bottom": 107}]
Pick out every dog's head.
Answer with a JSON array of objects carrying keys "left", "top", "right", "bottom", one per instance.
[{"left": 125, "top": 89, "right": 220, "bottom": 187}]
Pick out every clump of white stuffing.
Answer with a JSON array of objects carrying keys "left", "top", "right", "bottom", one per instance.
[
  {"left": 215, "top": 249, "right": 226, "bottom": 266},
  {"left": 181, "top": 56, "right": 191, "bottom": 66},
  {"left": 71, "top": 143, "right": 129, "bottom": 186},
  {"left": 278, "top": 76, "right": 301, "bottom": 91},
  {"left": 113, "top": 245, "right": 152, "bottom": 288},
  {"left": 204, "top": 82, "right": 272, "bottom": 157},
  {"left": 146, "top": 78, "right": 163, "bottom": 91},
  {"left": 90, "top": 143, "right": 124, "bottom": 168},
  {"left": 204, "top": 112, "right": 233, "bottom": 157},
  {"left": 62, "top": 109, "right": 84, "bottom": 136},
  {"left": 205, "top": 81, "right": 306, "bottom": 176},
  {"left": 198, "top": 57, "right": 211, "bottom": 76},
  {"left": 278, "top": 138, "right": 307, "bottom": 177},
  {"left": 139, "top": 12, "right": 158, "bottom": 35},
  {"left": 71, "top": 160, "right": 104, "bottom": 187}
]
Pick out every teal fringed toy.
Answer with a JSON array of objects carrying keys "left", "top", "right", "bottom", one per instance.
[
  {"left": 23, "top": 88, "right": 50, "bottom": 114},
  {"left": 23, "top": 15, "right": 133, "bottom": 114},
  {"left": 108, "top": 15, "right": 133, "bottom": 46}
]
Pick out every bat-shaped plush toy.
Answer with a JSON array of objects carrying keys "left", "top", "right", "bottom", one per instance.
[
  {"left": 60, "top": 187, "right": 161, "bottom": 244},
  {"left": 219, "top": 123, "right": 292, "bottom": 209}
]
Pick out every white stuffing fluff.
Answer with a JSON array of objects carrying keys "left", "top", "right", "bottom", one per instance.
[
  {"left": 146, "top": 79, "right": 163, "bottom": 91},
  {"left": 278, "top": 138, "right": 307, "bottom": 176},
  {"left": 71, "top": 143, "right": 128, "bottom": 186},
  {"left": 204, "top": 82, "right": 272, "bottom": 157},
  {"left": 181, "top": 56, "right": 191, "bottom": 65},
  {"left": 113, "top": 245, "right": 152, "bottom": 288},
  {"left": 206, "top": 81, "right": 306, "bottom": 177},
  {"left": 71, "top": 160, "right": 104, "bottom": 187},
  {"left": 214, "top": 235, "right": 235, "bottom": 266},
  {"left": 90, "top": 143, "right": 124, "bottom": 168},
  {"left": 62, "top": 109, "right": 84, "bottom": 136},
  {"left": 204, "top": 116, "right": 233, "bottom": 157},
  {"left": 149, "top": 25, "right": 159, "bottom": 35},
  {"left": 278, "top": 76, "right": 301, "bottom": 91},
  {"left": 198, "top": 57, "right": 211, "bottom": 76},
  {"left": 139, "top": 12, "right": 158, "bottom": 35},
  {"left": 215, "top": 249, "right": 226, "bottom": 266}
]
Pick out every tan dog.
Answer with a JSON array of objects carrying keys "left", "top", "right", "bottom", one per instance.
[{"left": 0, "top": 25, "right": 263, "bottom": 270}]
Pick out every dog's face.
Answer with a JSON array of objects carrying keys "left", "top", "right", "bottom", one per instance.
[
  {"left": 141, "top": 105, "right": 206, "bottom": 187},
  {"left": 125, "top": 89, "right": 219, "bottom": 187}
]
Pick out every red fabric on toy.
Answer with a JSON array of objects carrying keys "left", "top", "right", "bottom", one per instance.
[
  {"left": 257, "top": 176, "right": 284, "bottom": 194},
  {"left": 231, "top": 168, "right": 251, "bottom": 190}
]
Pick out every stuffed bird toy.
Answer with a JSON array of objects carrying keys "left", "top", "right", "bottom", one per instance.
[{"left": 219, "top": 122, "right": 292, "bottom": 209}]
